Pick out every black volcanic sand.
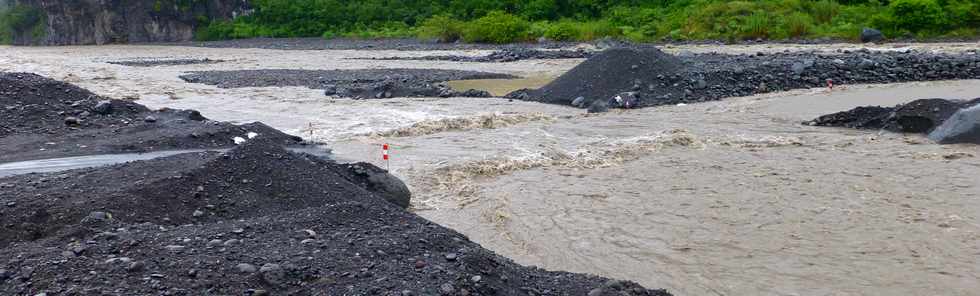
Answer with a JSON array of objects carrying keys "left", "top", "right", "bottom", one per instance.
[
  {"left": 0, "top": 75, "right": 670, "bottom": 296},
  {"left": 108, "top": 58, "right": 225, "bottom": 67},
  {"left": 361, "top": 48, "right": 592, "bottom": 63},
  {"left": 806, "top": 97, "right": 980, "bottom": 134},
  {"left": 0, "top": 73, "right": 303, "bottom": 162},
  {"left": 508, "top": 47, "right": 980, "bottom": 109},
  {"left": 180, "top": 69, "right": 516, "bottom": 99},
  {"left": 175, "top": 37, "right": 581, "bottom": 51}
]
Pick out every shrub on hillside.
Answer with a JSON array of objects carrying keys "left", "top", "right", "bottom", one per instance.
[
  {"left": 461, "top": 11, "right": 530, "bottom": 43},
  {"left": 784, "top": 12, "right": 814, "bottom": 38},
  {"left": 873, "top": 0, "right": 947, "bottom": 35},
  {"left": 417, "top": 14, "right": 465, "bottom": 42}
]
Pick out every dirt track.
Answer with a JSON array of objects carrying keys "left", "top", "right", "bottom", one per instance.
[{"left": 2, "top": 41, "right": 979, "bottom": 295}]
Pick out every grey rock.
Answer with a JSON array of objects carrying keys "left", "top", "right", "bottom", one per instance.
[
  {"left": 571, "top": 96, "right": 586, "bottom": 108},
  {"left": 105, "top": 257, "right": 132, "bottom": 265},
  {"left": 81, "top": 211, "right": 110, "bottom": 223},
  {"left": 144, "top": 115, "right": 157, "bottom": 123},
  {"left": 790, "top": 62, "right": 806, "bottom": 75},
  {"left": 348, "top": 163, "right": 412, "bottom": 208},
  {"left": 928, "top": 104, "right": 980, "bottom": 144},
  {"left": 694, "top": 79, "right": 707, "bottom": 90},
  {"left": 458, "top": 89, "right": 491, "bottom": 97},
  {"left": 323, "top": 85, "right": 338, "bottom": 96},
  {"left": 126, "top": 261, "right": 145, "bottom": 272},
  {"left": 64, "top": 116, "right": 80, "bottom": 125},
  {"left": 860, "top": 28, "right": 884, "bottom": 43},
  {"left": 164, "top": 245, "right": 185, "bottom": 252},
  {"left": 445, "top": 253, "right": 458, "bottom": 261},
  {"left": 192, "top": 210, "right": 205, "bottom": 217},
  {"left": 236, "top": 263, "right": 257, "bottom": 273},
  {"left": 92, "top": 100, "right": 113, "bottom": 115},
  {"left": 70, "top": 245, "right": 87, "bottom": 256},
  {"left": 206, "top": 239, "right": 223, "bottom": 248},
  {"left": 587, "top": 99, "right": 609, "bottom": 113},
  {"left": 259, "top": 263, "right": 286, "bottom": 285},
  {"left": 440, "top": 283, "right": 455, "bottom": 295}
]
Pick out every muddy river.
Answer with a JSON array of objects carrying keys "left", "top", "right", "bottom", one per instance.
[{"left": 2, "top": 42, "right": 978, "bottom": 295}]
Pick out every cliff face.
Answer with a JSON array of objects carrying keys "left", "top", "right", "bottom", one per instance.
[{"left": 11, "top": 0, "right": 249, "bottom": 45}]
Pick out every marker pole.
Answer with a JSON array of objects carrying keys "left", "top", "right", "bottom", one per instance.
[{"left": 382, "top": 144, "right": 390, "bottom": 172}]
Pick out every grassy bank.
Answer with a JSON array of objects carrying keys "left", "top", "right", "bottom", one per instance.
[{"left": 195, "top": 0, "right": 980, "bottom": 43}]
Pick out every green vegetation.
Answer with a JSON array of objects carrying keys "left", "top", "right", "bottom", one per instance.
[
  {"left": 0, "top": 4, "right": 46, "bottom": 44},
  {"left": 174, "top": 0, "right": 980, "bottom": 43}
]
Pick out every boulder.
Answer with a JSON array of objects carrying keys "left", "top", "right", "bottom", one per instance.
[
  {"left": 928, "top": 104, "right": 980, "bottom": 144},
  {"left": 860, "top": 28, "right": 884, "bottom": 43},
  {"left": 346, "top": 163, "right": 412, "bottom": 208},
  {"left": 587, "top": 99, "right": 609, "bottom": 113},
  {"left": 92, "top": 100, "right": 113, "bottom": 115}
]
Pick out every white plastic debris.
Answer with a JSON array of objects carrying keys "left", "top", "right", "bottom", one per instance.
[
  {"left": 233, "top": 137, "right": 247, "bottom": 145},
  {"left": 247, "top": 132, "right": 259, "bottom": 139}
]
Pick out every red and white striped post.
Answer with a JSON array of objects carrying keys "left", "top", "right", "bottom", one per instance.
[{"left": 382, "top": 144, "right": 390, "bottom": 171}]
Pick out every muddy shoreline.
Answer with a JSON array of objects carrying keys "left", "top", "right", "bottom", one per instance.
[{"left": 179, "top": 69, "right": 515, "bottom": 99}]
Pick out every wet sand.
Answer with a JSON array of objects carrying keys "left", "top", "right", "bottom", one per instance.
[
  {"left": 446, "top": 75, "right": 558, "bottom": 96},
  {"left": 2, "top": 42, "right": 979, "bottom": 295}
]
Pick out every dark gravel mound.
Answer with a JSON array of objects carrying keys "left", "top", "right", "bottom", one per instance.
[
  {"left": 508, "top": 47, "right": 980, "bottom": 109},
  {"left": 806, "top": 98, "right": 980, "bottom": 135},
  {"left": 0, "top": 72, "right": 302, "bottom": 162},
  {"left": 179, "top": 69, "right": 515, "bottom": 99},
  {"left": 0, "top": 140, "right": 396, "bottom": 248},
  {"left": 509, "top": 47, "right": 683, "bottom": 108},
  {"left": 108, "top": 58, "right": 224, "bottom": 67},
  {"left": 0, "top": 140, "right": 669, "bottom": 296},
  {"left": 364, "top": 48, "right": 591, "bottom": 63},
  {"left": 0, "top": 72, "right": 148, "bottom": 136}
]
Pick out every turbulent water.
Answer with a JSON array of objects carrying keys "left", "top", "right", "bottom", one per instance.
[{"left": 2, "top": 42, "right": 979, "bottom": 295}]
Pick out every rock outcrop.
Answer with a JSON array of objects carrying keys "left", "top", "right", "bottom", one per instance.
[{"left": 8, "top": 0, "right": 249, "bottom": 45}]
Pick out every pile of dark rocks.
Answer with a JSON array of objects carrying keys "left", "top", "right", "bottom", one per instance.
[
  {"left": 0, "top": 73, "right": 302, "bottom": 162},
  {"left": 108, "top": 58, "right": 224, "bottom": 67},
  {"left": 179, "top": 69, "right": 512, "bottom": 99},
  {"left": 508, "top": 47, "right": 980, "bottom": 111},
  {"left": 806, "top": 98, "right": 980, "bottom": 144}
]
